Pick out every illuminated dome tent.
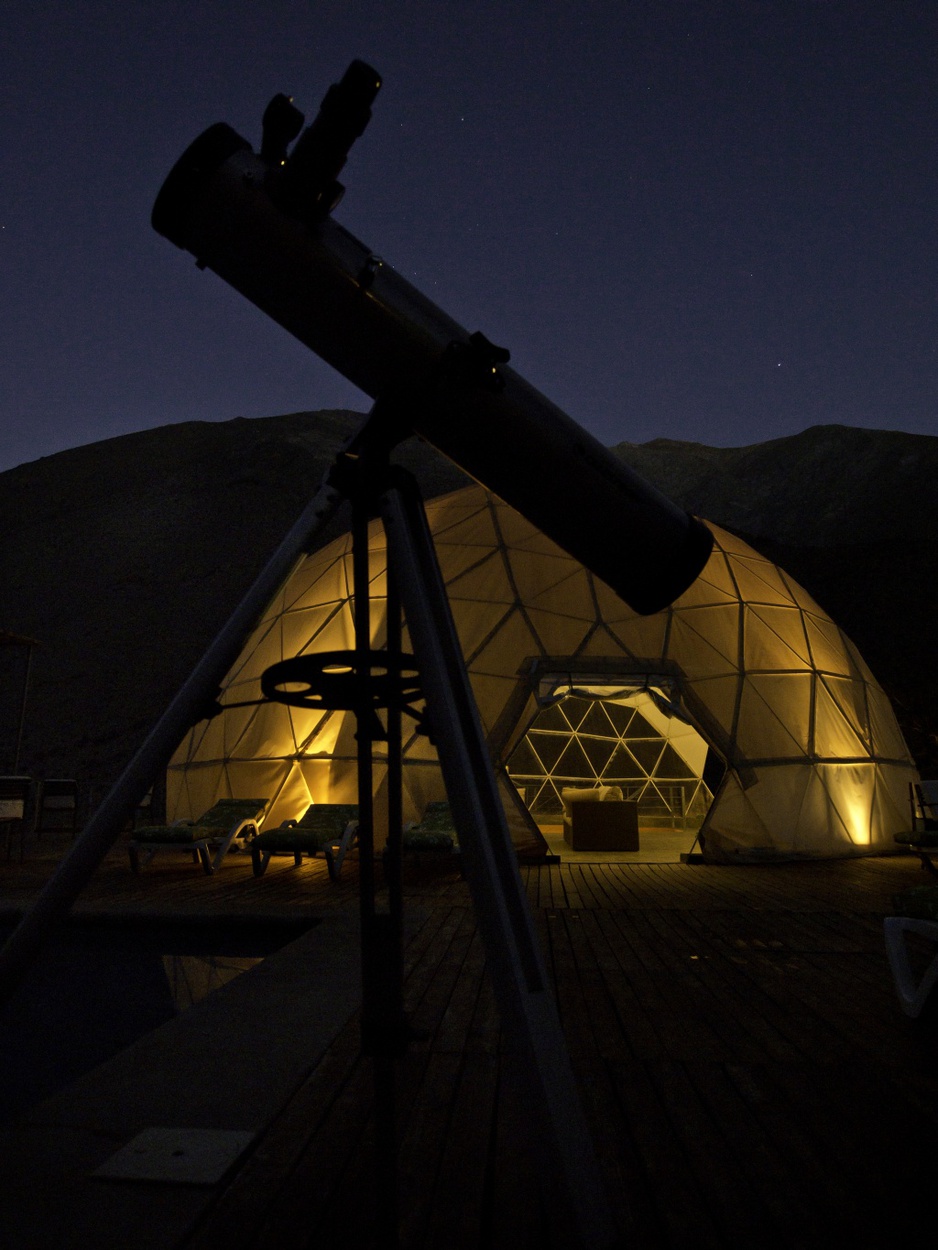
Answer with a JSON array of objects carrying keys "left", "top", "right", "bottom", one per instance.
[{"left": 167, "top": 485, "right": 916, "bottom": 859}]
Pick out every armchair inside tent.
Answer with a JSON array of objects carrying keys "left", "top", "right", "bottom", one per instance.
[
  {"left": 250, "top": 804, "right": 359, "bottom": 881},
  {"left": 561, "top": 785, "right": 639, "bottom": 851},
  {"left": 128, "top": 798, "right": 267, "bottom": 875}
]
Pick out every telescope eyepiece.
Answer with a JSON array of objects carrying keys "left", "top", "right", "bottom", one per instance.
[
  {"left": 320, "top": 59, "right": 382, "bottom": 130},
  {"left": 275, "top": 59, "right": 382, "bottom": 222}
]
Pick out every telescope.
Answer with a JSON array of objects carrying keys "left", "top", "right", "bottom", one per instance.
[
  {"left": 0, "top": 64, "right": 712, "bottom": 1250},
  {"left": 152, "top": 61, "right": 712, "bottom": 613},
  {"left": 149, "top": 66, "right": 713, "bottom": 1250}
]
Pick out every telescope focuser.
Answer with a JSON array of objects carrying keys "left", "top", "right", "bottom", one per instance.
[
  {"left": 265, "top": 59, "right": 381, "bottom": 222},
  {"left": 440, "top": 331, "right": 512, "bottom": 394}
]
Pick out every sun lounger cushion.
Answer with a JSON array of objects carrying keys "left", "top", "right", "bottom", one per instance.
[
  {"left": 253, "top": 804, "right": 359, "bottom": 854},
  {"left": 404, "top": 830, "right": 455, "bottom": 851},
  {"left": 252, "top": 827, "right": 335, "bottom": 853},
  {"left": 190, "top": 799, "right": 268, "bottom": 829},
  {"left": 134, "top": 799, "right": 267, "bottom": 841},
  {"left": 295, "top": 802, "right": 359, "bottom": 831},
  {"left": 138, "top": 799, "right": 266, "bottom": 835},
  {"left": 404, "top": 801, "right": 458, "bottom": 851},
  {"left": 132, "top": 824, "right": 215, "bottom": 844},
  {"left": 250, "top": 803, "right": 359, "bottom": 881}
]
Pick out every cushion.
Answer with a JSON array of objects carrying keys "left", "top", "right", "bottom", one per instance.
[
  {"left": 403, "top": 830, "right": 455, "bottom": 852},
  {"left": 196, "top": 799, "right": 268, "bottom": 830},
  {"left": 133, "top": 798, "right": 268, "bottom": 844},
  {"left": 132, "top": 824, "right": 211, "bottom": 845},
  {"left": 255, "top": 804, "right": 359, "bottom": 853},
  {"left": 254, "top": 826, "right": 338, "bottom": 853},
  {"left": 296, "top": 803, "right": 359, "bottom": 834},
  {"left": 404, "top": 801, "right": 458, "bottom": 849},
  {"left": 413, "top": 801, "right": 456, "bottom": 834},
  {"left": 561, "top": 786, "right": 624, "bottom": 818}
]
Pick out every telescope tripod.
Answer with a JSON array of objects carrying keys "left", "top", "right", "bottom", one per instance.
[
  {"left": 0, "top": 406, "right": 619, "bottom": 1249},
  {"left": 293, "top": 429, "right": 619, "bottom": 1249}
]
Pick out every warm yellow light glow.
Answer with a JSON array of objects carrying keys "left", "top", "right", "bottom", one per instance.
[
  {"left": 837, "top": 779, "right": 873, "bottom": 846},
  {"left": 844, "top": 802, "right": 872, "bottom": 846}
]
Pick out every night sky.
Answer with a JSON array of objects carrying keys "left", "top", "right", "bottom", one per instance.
[{"left": 3, "top": 1, "right": 937, "bottom": 473}]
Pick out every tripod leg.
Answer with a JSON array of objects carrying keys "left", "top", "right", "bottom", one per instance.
[
  {"left": 0, "top": 404, "right": 400, "bottom": 1002},
  {"left": 350, "top": 483, "right": 401, "bottom": 1250},
  {"left": 379, "top": 475, "right": 618, "bottom": 1250}
]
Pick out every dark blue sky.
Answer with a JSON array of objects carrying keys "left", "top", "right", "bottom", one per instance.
[{"left": 2, "top": 1, "right": 937, "bottom": 471}]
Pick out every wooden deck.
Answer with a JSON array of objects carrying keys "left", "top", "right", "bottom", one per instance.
[{"left": 2, "top": 840, "right": 938, "bottom": 1248}]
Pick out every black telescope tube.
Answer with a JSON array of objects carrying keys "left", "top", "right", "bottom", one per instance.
[{"left": 153, "top": 123, "right": 712, "bottom": 614}]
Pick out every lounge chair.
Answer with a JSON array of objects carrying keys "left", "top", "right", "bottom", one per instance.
[
  {"left": 894, "top": 780, "right": 938, "bottom": 877},
  {"left": 0, "top": 776, "right": 32, "bottom": 862},
  {"left": 128, "top": 798, "right": 267, "bottom": 875},
  {"left": 35, "top": 778, "right": 80, "bottom": 839},
  {"left": 250, "top": 804, "right": 359, "bottom": 881},
  {"left": 402, "top": 800, "right": 459, "bottom": 855}
]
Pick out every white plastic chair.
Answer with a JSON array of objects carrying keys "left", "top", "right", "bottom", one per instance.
[{"left": 884, "top": 915, "right": 938, "bottom": 1018}]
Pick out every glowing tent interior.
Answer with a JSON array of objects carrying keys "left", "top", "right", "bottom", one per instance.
[{"left": 167, "top": 485, "right": 916, "bottom": 860}]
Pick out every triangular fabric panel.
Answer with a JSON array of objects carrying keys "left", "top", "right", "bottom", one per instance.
[
  {"left": 506, "top": 549, "right": 582, "bottom": 605},
  {"left": 744, "top": 605, "right": 812, "bottom": 670},
  {"left": 689, "top": 676, "right": 740, "bottom": 736},
  {"left": 470, "top": 608, "right": 543, "bottom": 674},
  {"left": 668, "top": 605, "right": 742, "bottom": 673},
  {"left": 690, "top": 550, "right": 744, "bottom": 604},
  {"left": 522, "top": 607, "right": 594, "bottom": 661},
  {"left": 445, "top": 550, "right": 516, "bottom": 607},
  {"left": 727, "top": 555, "right": 796, "bottom": 606},
  {"left": 816, "top": 675, "right": 870, "bottom": 756},
  {"left": 738, "top": 673, "right": 813, "bottom": 758},
  {"left": 804, "top": 613, "right": 856, "bottom": 677}
]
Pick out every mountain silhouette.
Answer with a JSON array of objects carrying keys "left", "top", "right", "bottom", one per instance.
[{"left": 1, "top": 415, "right": 934, "bottom": 793}]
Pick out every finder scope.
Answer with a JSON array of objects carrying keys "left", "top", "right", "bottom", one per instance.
[{"left": 153, "top": 63, "right": 713, "bottom": 615}]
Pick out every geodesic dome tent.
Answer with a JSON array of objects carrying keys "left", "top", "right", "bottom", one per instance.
[{"left": 166, "top": 484, "right": 916, "bottom": 859}]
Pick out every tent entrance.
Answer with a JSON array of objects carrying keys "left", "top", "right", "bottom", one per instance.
[{"left": 505, "top": 682, "right": 715, "bottom": 860}]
